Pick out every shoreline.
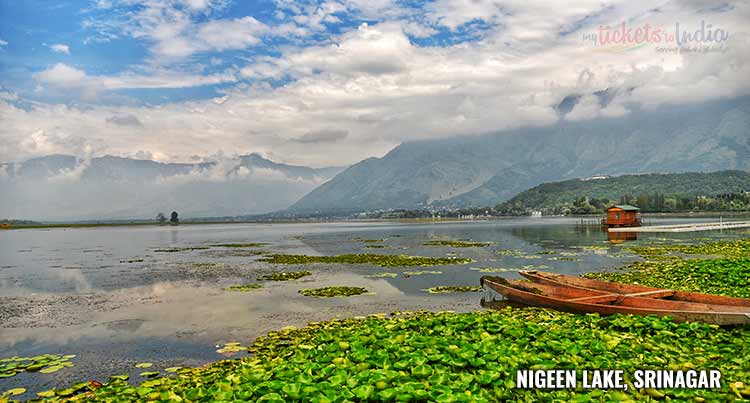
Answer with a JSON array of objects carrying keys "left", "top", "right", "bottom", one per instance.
[{"left": 4, "top": 210, "right": 750, "bottom": 230}]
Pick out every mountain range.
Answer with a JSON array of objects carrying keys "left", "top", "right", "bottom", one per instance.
[
  {"left": 289, "top": 96, "right": 750, "bottom": 214},
  {"left": 0, "top": 154, "right": 343, "bottom": 221},
  {"left": 3, "top": 96, "right": 749, "bottom": 221}
]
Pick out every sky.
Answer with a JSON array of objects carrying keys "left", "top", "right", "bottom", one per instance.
[{"left": 0, "top": 0, "right": 748, "bottom": 167}]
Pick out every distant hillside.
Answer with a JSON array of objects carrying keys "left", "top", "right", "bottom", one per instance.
[
  {"left": 290, "top": 96, "right": 750, "bottom": 214},
  {"left": 496, "top": 171, "right": 750, "bottom": 215}
]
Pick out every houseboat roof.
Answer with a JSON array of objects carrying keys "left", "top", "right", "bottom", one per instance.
[{"left": 609, "top": 205, "right": 640, "bottom": 211}]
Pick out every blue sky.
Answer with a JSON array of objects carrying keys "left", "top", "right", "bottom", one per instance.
[
  {"left": 0, "top": 0, "right": 747, "bottom": 165},
  {"left": 0, "top": 0, "right": 491, "bottom": 105}
]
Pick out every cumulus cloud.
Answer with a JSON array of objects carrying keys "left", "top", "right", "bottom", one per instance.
[
  {"left": 33, "top": 63, "right": 238, "bottom": 99},
  {"left": 0, "top": 39, "right": 7, "bottom": 46},
  {"left": 3, "top": 0, "right": 749, "bottom": 168},
  {"left": 49, "top": 43, "right": 70, "bottom": 54}
]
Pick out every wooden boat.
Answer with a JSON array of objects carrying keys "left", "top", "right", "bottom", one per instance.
[
  {"left": 519, "top": 270, "right": 750, "bottom": 308},
  {"left": 480, "top": 276, "right": 750, "bottom": 325}
]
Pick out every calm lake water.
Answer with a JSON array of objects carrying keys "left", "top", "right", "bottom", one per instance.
[{"left": 1, "top": 216, "right": 748, "bottom": 393}]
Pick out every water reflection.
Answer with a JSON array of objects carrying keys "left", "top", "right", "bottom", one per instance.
[{"left": 608, "top": 231, "right": 638, "bottom": 244}]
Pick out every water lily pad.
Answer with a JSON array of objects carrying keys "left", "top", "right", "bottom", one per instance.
[
  {"left": 135, "top": 362, "right": 153, "bottom": 369},
  {"left": 44, "top": 308, "right": 750, "bottom": 402},
  {"left": 4, "top": 388, "right": 26, "bottom": 396},
  {"left": 39, "top": 364, "right": 65, "bottom": 374}
]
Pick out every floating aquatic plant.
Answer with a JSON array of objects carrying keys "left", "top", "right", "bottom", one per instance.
[
  {"left": 224, "top": 283, "right": 263, "bottom": 292},
  {"left": 43, "top": 309, "right": 750, "bottom": 401},
  {"left": 424, "top": 239, "right": 492, "bottom": 247},
  {"left": 216, "top": 342, "right": 248, "bottom": 354},
  {"left": 258, "top": 271, "right": 312, "bottom": 281},
  {"left": 299, "top": 286, "right": 369, "bottom": 298},
  {"left": 469, "top": 267, "right": 517, "bottom": 273},
  {"left": 259, "top": 253, "right": 472, "bottom": 267},
  {"left": 587, "top": 257, "right": 750, "bottom": 298},
  {"left": 0, "top": 354, "right": 75, "bottom": 378},
  {"left": 425, "top": 285, "right": 483, "bottom": 293}
]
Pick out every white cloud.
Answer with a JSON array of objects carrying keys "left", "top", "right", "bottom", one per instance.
[
  {"left": 50, "top": 43, "right": 71, "bottom": 54},
  {"left": 33, "top": 63, "right": 238, "bottom": 99},
  {"left": 3, "top": 0, "right": 749, "bottom": 168},
  {"left": 400, "top": 21, "right": 438, "bottom": 38},
  {"left": 0, "top": 39, "right": 8, "bottom": 46}
]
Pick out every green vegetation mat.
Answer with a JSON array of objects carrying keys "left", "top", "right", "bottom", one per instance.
[
  {"left": 21, "top": 309, "right": 749, "bottom": 402},
  {"left": 299, "top": 287, "right": 369, "bottom": 298},
  {"left": 588, "top": 238, "right": 750, "bottom": 298},
  {"left": 425, "top": 286, "right": 483, "bottom": 294},
  {"left": 258, "top": 253, "right": 472, "bottom": 267},
  {"left": 224, "top": 284, "right": 263, "bottom": 292},
  {"left": 424, "top": 240, "right": 492, "bottom": 248},
  {"left": 258, "top": 271, "right": 312, "bottom": 281}
]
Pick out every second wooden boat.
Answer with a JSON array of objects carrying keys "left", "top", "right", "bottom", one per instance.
[
  {"left": 519, "top": 270, "right": 750, "bottom": 308},
  {"left": 480, "top": 276, "right": 750, "bottom": 325}
]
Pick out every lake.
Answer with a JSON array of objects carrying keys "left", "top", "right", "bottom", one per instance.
[{"left": 1, "top": 216, "right": 748, "bottom": 393}]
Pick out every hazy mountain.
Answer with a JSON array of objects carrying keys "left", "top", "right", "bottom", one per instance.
[
  {"left": 290, "top": 96, "right": 750, "bottom": 213},
  {"left": 0, "top": 154, "right": 344, "bottom": 221}
]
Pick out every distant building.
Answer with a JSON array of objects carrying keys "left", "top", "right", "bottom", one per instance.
[
  {"left": 603, "top": 205, "right": 641, "bottom": 227},
  {"left": 530, "top": 211, "right": 542, "bottom": 217}
]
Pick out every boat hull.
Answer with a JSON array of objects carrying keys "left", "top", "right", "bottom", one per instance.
[
  {"left": 520, "top": 270, "right": 750, "bottom": 308},
  {"left": 481, "top": 277, "right": 750, "bottom": 326}
]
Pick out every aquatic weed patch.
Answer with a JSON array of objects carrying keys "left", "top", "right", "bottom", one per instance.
[
  {"left": 299, "top": 286, "right": 369, "bottom": 298},
  {"left": 259, "top": 253, "right": 472, "bottom": 267},
  {"left": 39, "top": 309, "right": 750, "bottom": 402},
  {"left": 258, "top": 271, "right": 312, "bottom": 281},
  {"left": 0, "top": 354, "right": 75, "bottom": 378},
  {"left": 425, "top": 285, "right": 483, "bottom": 293},
  {"left": 224, "top": 283, "right": 263, "bottom": 292},
  {"left": 424, "top": 240, "right": 492, "bottom": 248},
  {"left": 586, "top": 257, "right": 750, "bottom": 298},
  {"left": 628, "top": 238, "right": 750, "bottom": 260}
]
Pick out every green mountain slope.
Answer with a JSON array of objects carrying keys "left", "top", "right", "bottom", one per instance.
[{"left": 496, "top": 171, "right": 750, "bottom": 215}]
